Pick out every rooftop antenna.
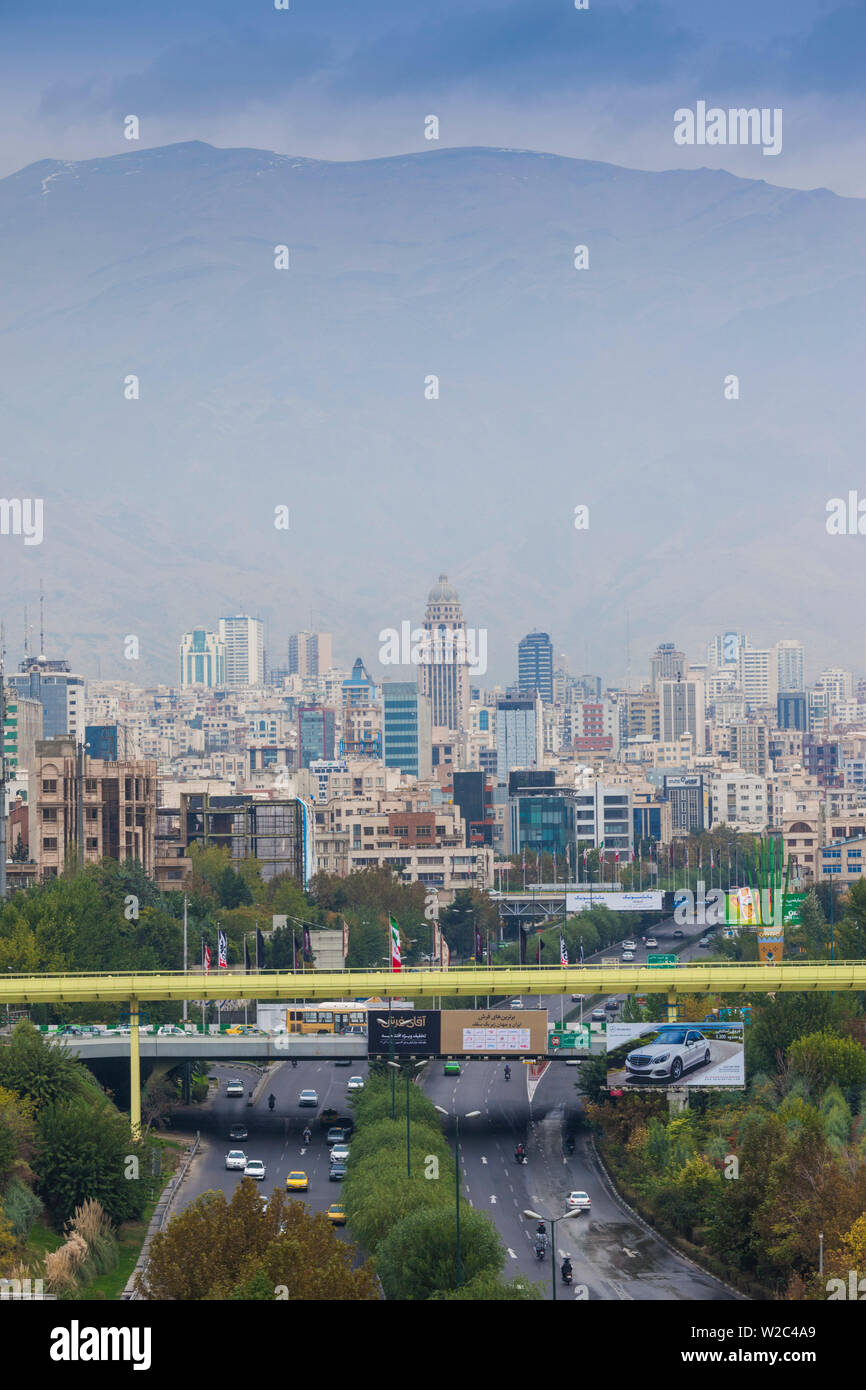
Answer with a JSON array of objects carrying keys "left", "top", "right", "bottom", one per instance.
[
  {"left": 23, "top": 604, "right": 29, "bottom": 662},
  {"left": 39, "top": 579, "right": 45, "bottom": 659},
  {"left": 626, "top": 610, "right": 632, "bottom": 693}
]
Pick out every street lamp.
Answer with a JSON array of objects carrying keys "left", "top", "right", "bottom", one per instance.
[
  {"left": 387, "top": 1058, "right": 428, "bottom": 1177},
  {"left": 523, "top": 1207, "right": 582, "bottom": 1301},
  {"left": 435, "top": 1105, "right": 481, "bottom": 1289}
]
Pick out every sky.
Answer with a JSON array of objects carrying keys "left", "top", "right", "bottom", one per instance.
[{"left": 2, "top": 0, "right": 866, "bottom": 195}]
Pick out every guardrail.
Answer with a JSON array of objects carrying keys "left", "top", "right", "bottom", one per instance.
[{"left": 123, "top": 1132, "right": 201, "bottom": 1300}]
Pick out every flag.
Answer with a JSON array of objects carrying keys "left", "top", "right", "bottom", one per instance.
[
  {"left": 203, "top": 941, "right": 211, "bottom": 973},
  {"left": 579, "top": 941, "right": 585, "bottom": 963},
  {"left": 536, "top": 934, "right": 543, "bottom": 965},
  {"left": 560, "top": 936, "right": 568, "bottom": 966},
  {"left": 294, "top": 944, "right": 301, "bottom": 971},
  {"left": 519, "top": 925, "right": 527, "bottom": 966},
  {"left": 342, "top": 916, "right": 350, "bottom": 961},
  {"left": 389, "top": 915, "right": 402, "bottom": 972},
  {"left": 218, "top": 930, "right": 227, "bottom": 969},
  {"left": 475, "top": 928, "right": 483, "bottom": 963},
  {"left": 303, "top": 926, "right": 311, "bottom": 960},
  {"left": 441, "top": 934, "right": 451, "bottom": 971},
  {"left": 255, "top": 928, "right": 264, "bottom": 970},
  {"left": 615, "top": 850, "right": 620, "bottom": 863},
  {"left": 244, "top": 936, "right": 251, "bottom": 973},
  {"left": 583, "top": 847, "right": 588, "bottom": 866}
]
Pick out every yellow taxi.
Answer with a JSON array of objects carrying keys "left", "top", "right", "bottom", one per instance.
[
  {"left": 326, "top": 1203, "right": 346, "bottom": 1225},
  {"left": 286, "top": 1171, "right": 309, "bottom": 1191}
]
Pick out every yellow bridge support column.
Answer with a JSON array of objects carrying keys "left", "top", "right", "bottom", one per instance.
[
  {"left": 667, "top": 989, "right": 678, "bottom": 1023},
  {"left": 129, "top": 999, "right": 141, "bottom": 1141}
]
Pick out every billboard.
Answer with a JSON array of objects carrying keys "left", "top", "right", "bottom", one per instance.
[
  {"left": 367, "top": 1009, "right": 441, "bottom": 1056},
  {"left": 605, "top": 1020, "right": 745, "bottom": 1090},
  {"left": 566, "top": 891, "right": 662, "bottom": 913},
  {"left": 440, "top": 1009, "right": 548, "bottom": 1055}
]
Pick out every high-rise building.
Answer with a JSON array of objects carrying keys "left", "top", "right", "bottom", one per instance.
[
  {"left": 418, "top": 575, "right": 470, "bottom": 733},
  {"left": 9, "top": 659, "right": 84, "bottom": 741},
  {"left": 36, "top": 737, "right": 157, "bottom": 879},
  {"left": 650, "top": 643, "right": 686, "bottom": 691},
  {"left": 778, "top": 692, "right": 807, "bottom": 731},
  {"left": 658, "top": 676, "right": 705, "bottom": 749},
  {"left": 342, "top": 657, "right": 377, "bottom": 706},
  {"left": 728, "top": 721, "right": 769, "bottom": 777},
  {"left": 288, "top": 631, "right": 333, "bottom": 677},
  {"left": 382, "top": 682, "right": 433, "bottom": 779},
  {"left": 179, "top": 627, "right": 225, "bottom": 688},
  {"left": 707, "top": 632, "right": 748, "bottom": 670},
  {"left": 495, "top": 696, "right": 543, "bottom": 783},
  {"left": 738, "top": 647, "right": 778, "bottom": 710},
  {"left": 776, "top": 640, "right": 805, "bottom": 693},
  {"left": 298, "top": 706, "right": 336, "bottom": 768},
  {"left": 517, "top": 631, "right": 554, "bottom": 703},
  {"left": 219, "top": 616, "right": 264, "bottom": 688}
]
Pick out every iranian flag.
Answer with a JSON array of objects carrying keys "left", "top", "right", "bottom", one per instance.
[{"left": 389, "top": 915, "right": 402, "bottom": 972}]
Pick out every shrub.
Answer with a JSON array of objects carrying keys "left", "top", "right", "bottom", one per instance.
[{"left": 1, "top": 1179, "right": 42, "bottom": 1240}]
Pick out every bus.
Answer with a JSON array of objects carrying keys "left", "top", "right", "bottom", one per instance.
[{"left": 283, "top": 998, "right": 415, "bottom": 1035}]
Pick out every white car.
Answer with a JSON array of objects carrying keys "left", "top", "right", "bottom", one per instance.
[
  {"left": 346, "top": 1076, "right": 365, "bottom": 1091},
  {"left": 157, "top": 1024, "right": 185, "bottom": 1036},
  {"left": 225, "top": 1150, "right": 247, "bottom": 1170},
  {"left": 645, "top": 938, "right": 658, "bottom": 948},
  {"left": 298, "top": 1089, "right": 318, "bottom": 1107},
  {"left": 225, "top": 1079, "right": 245, "bottom": 1097},
  {"left": 510, "top": 999, "right": 524, "bottom": 1008},
  {"left": 329, "top": 1144, "right": 351, "bottom": 1165},
  {"left": 621, "top": 951, "right": 635, "bottom": 961},
  {"left": 624, "top": 1027, "right": 712, "bottom": 1083},
  {"left": 621, "top": 941, "right": 637, "bottom": 952},
  {"left": 566, "top": 1190, "right": 591, "bottom": 1212},
  {"left": 244, "top": 1159, "right": 266, "bottom": 1181}
]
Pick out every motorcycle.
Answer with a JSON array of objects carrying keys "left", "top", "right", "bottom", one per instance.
[
  {"left": 562, "top": 1265, "right": 573, "bottom": 1286},
  {"left": 267, "top": 1094, "right": 276, "bottom": 1112},
  {"left": 535, "top": 1243, "right": 547, "bottom": 1262},
  {"left": 504, "top": 1067, "right": 511, "bottom": 1081},
  {"left": 565, "top": 1136, "right": 575, "bottom": 1155},
  {"left": 514, "top": 1149, "right": 526, "bottom": 1165},
  {"left": 302, "top": 1127, "right": 312, "bottom": 1146}
]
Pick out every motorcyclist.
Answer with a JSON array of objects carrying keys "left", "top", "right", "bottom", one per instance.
[
  {"left": 267, "top": 1093, "right": 276, "bottom": 1111},
  {"left": 514, "top": 1142, "right": 525, "bottom": 1163},
  {"left": 565, "top": 1134, "right": 575, "bottom": 1154},
  {"left": 504, "top": 1064, "right": 511, "bottom": 1080},
  {"left": 302, "top": 1125, "right": 312, "bottom": 1145},
  {"left": 562, "top": 1257, "right": 573, "bottom": 1282},
  {"left": 535, "top": 1235, "right": 547, "bottom": 1259},
  {"left": 536, "top": 1221, "right": 546, "bottom": 1238}
]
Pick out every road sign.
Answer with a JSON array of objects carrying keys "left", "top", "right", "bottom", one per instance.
[
  {"left": 548, "top": 1027, "right": 590, "bottom": 1050},
  {"left": 647, "top": 955, "right": 677, "bottom": 968}
]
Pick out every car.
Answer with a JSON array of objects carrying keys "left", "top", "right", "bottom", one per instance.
[
  {"left": 330, "top": 1144, "right": 350, "bottom": 1165},
  {"left": 621, "top": 941, "right": 637, "bottom": 952},
  {"left": 326, "top": 1127, "right": 347, "bottom": 1146},
  {"left": 327, "top": 1203, "right": 347, "bottom": 1225},
  {"left": 58, "top": 1024, "right": 86, "bottom": 1036},
  {"left": 319, "top": 1107, "right": 340, "bottom": 1128},
  {"left": 645, "top": 938, "right": 658, "bottom": 948},
  {"left": 698, "top": 937, "right": 712, "bottom": 948},
  {"left": 590, "top": 1008, "right": 606, "bottom": 1023},
  {"left": 672, "top": 929, "right": 685, "bottom": 939},
  {"left": 604, "top": 998, "right": 619, "bottom": 1012},
  {"left": 244, "top": 1159, "right": 266, "bottom": 1181},
  {"left": 343, "top": 1026, "right": 367, "bottom": 1036},
  {"left": 334, "top": 1057, "right": 353, "bottom": 1066},
  {"left": 286, "top": 1171, "right": 309, "bottom": 1191},
  {"left": 621, "top": 951, "right": 635, "bottom": 961},
  {"left": 510, "top": 999, "right": 524, "bottom": 1008},
  {"left": 114, "top": 1025, "right": 131, "bottom": 1035},
  {"left": 225, "top": 1025, "right": 244, "bottom": 1035},
  {"left": 329, "top": 1162, "right": 348, "bottom": 1182},
  {"left": 298, "top": 1089, "right": 318, "bottom": 1107},
  {"left": 566, "top": 1190, "right": 591, "bottom": 1212},
  {"left": 624, "top": 1026, "right": 712, "bottom": 1082},
  {"left": 443, "top": 1060, "right": 461, "bottom": 1075},
  {"left": 228, "top": 1124, "right": 248, "bottom": 1141},
  {"left": 347, "top": 1076, "right": 365, "bottom": 1091},
  {"left": 225, "top": 1079, "right": 245, "bottom": 1098},
  {"left": 225, "top": 1150, "right": 247, "bottom": 1170},
  {"left": 570, "top": 994, "right": 583, "bottom": 1002},
  {"left": 157, "top": 1024, "right": 184, "bottom": 1036}
]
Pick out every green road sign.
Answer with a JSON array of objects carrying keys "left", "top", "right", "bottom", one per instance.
[
  {"left": 647, "top": 954, "right": 678, "bottom": 967},
  {"left": 548, "top": 1027, "right": 591, "bottom": 1050}
]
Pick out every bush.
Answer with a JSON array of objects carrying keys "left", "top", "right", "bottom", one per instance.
[
  {"left": 67, "top": 1199, "right": 117, "bottom": 1277},
  {"left": 1, "top": 1179, "right": 42, "bottom": 1240},
  {"left": 375, "top": 1205, "right": 504, "bottom": 1300}
]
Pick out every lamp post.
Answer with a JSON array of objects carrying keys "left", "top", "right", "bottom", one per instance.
[
  {"left": 435, "top": 1105, "right": 481, "bottom": 1288},
  {"left": 524, "top": 1206, "right": 581, "bottom": 1301},
  {"left": 387, "top": 1058, "right": 428, "bottom": 1177}
]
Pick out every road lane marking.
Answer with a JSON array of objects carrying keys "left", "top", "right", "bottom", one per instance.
[{"left": 507, "top": 1248, "right": 517, "bottom": 1260}]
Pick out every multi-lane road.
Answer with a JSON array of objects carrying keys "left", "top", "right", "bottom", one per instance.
[{"left": 167, "top": 916, "right": 735, "bottom": 1299}]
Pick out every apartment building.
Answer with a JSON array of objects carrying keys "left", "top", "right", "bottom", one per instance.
[
  {"left": 36, "top": 737, "right": 157, "bottom": 879},
  {"left": 711, "top": 772, "right": 768, "bottom": 833}
]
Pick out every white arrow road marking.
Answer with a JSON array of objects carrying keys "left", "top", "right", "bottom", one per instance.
[
  {"left": 490, "top": 1195, "right": 497, "bottom": 1204},
  {"left": 507, "top": 1248, "right": 518, "bottom": 1260},
  {"left": 481, "top": 1156, "right": 488, "bottom": 1164},
  {"left": 622, "top": 1247, "right": 638, "bottom": 1258}
]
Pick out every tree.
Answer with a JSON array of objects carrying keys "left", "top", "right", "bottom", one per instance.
[
  {"left": 430, "top": 1269, "right": 544, "bottom": 1300},
  {"left": 748, "top": 993, "right": 849, "bottom": 1076},
  {"left": 137, "top": 1180, "right": 376, "bottom": 1300},
  {"left": 0, "top": 1023, "right": 85, "bottom": 1109},
  {"left": 218, "top": 866, "right": 253, "bottom": 909},
  {"left": 787, "top": 1031, "right": 866, "bottom": 1090},
  {"left": 374, "top": 1205, "right": 504, "bottom": 1300},
  {"left": 35, "top": 1097, "right": 148, "bottom": 1229}
]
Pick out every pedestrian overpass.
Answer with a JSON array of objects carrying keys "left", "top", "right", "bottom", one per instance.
[{"left": 2, "top": 962, "right": 863, "bottom": 1135}]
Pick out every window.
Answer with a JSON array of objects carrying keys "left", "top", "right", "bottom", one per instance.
[
  {"left": 42, "top": 837, "right": 58, "bottom": 851},
  {"left": 85, "top": 778, "right": 97, "bottom": 794},
  {"left": 42, "top": 808, "right": 57, "bottom": 822},
  {"left": 42, "top": 779, "right": 57, "bottom": 795}
]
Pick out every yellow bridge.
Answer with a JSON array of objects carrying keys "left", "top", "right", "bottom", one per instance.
[{"left": 2, "top": 963, "right": 863, "bottom": 1136}]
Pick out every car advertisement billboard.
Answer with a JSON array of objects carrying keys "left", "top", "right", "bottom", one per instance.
[
  {"left": 440, "top": 1009, "right": 548, "bottom": 1055},
  {"left": 605, "top": 1020, "right": 745, "bottom": 1090},
  {"left": 566, "top": 891, "right": 662, "bottom": 913},
  {"left": 367, "top": 1008, "right": 441, "bottom": 1056}
]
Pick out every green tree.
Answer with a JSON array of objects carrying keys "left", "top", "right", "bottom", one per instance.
[
  {"left": 374, "top": 1204, "right": 504, "bottom": 1300},
  {"left": 0, "top": 1023, "right": 85, "bottom": 1109},
  {"left": 34, "top": 1098, "right": 148, "bottom": 1229},
  {"left": 787, "top": 1031, "right": 866, "bottom": 1090},
  {"left": 430, "top": 1269, "right": 544, "bottom": 1300}
]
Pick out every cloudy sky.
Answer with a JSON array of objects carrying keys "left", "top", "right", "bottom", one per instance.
[{"left": 2, "top": 0, "right": 865, "bottom": 194}]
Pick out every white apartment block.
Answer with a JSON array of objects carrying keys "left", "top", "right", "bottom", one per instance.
[
  {"left": 658, "top": 678, "right": 705, "bottom": 750},
  {"left": 776, "top": 640, "right": 805, "bottom": 692},
  {"left": 738, "top": 648, "right": 777, "bottom": 710},
  {"left": 711, "top": 772, "right": 768, "bottom": 833},
  {"left": 219, "top": 615, "right": 264, "bottom": 688}
]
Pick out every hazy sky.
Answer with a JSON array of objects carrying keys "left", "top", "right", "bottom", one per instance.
[{"left": 2, "top": 0, "right": 865, "bottom": 194}]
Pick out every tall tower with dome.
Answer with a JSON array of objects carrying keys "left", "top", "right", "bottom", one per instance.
[{"left": 419, "top": 574, "right": 471, "bottom": 734}]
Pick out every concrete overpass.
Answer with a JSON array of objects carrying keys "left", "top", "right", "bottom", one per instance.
[{"left": 3, "top": 962, "right": 864, "bottom": 1135}]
